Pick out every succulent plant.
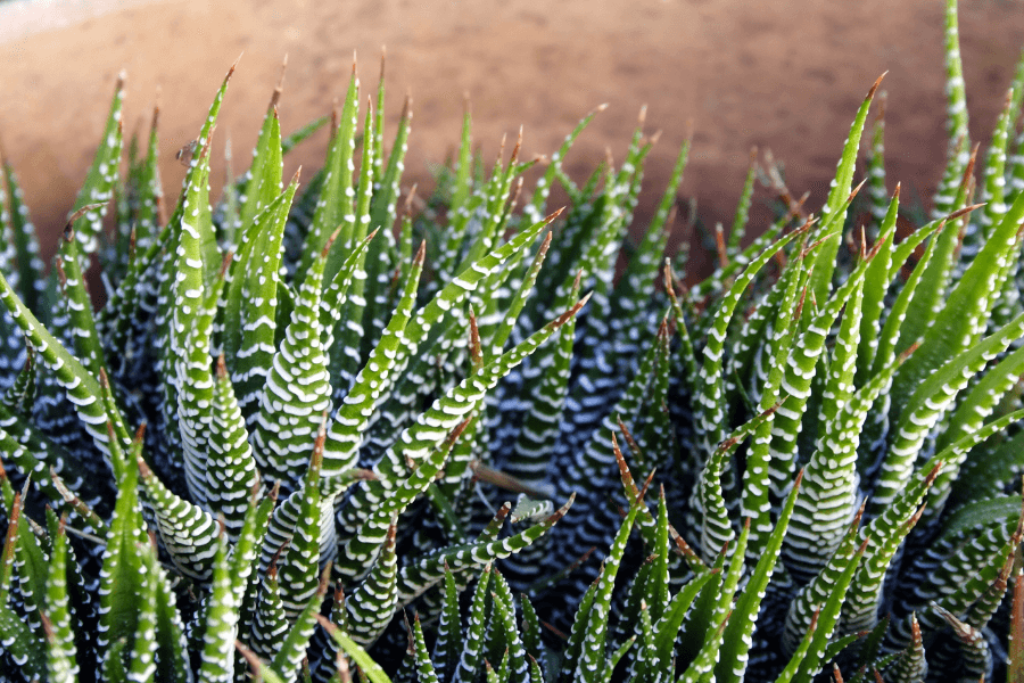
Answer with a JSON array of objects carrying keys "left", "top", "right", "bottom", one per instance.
[{"left": 4, "top": 0, "right": 1024, "bottom": 682}]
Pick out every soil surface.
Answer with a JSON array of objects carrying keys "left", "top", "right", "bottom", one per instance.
[{"left": 1, "top": 0, "right": 1023, "bottom": 277}]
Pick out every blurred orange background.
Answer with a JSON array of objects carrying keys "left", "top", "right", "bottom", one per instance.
[{"left": 1, "top": 0, "right": 1023, "bottom": 276}]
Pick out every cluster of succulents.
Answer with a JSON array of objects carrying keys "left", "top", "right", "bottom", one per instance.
[{"left": 4, "top": 0, "right": 1024, "bottom": 681}]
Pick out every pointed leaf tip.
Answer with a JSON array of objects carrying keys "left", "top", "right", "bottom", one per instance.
[
  {"left": 867, "top": 72, "right": 887, "bottom": 99},
  {"left": 849, "top": 177, "right": 868, "bottom": 202},
  {"left": 947, "top": 202, "right": 986, "bottom": 222},
  {"left": 571, "top": 268, "right": 584, "bottom": 293},
  {"left": 218, "top": 250, "right": 234, "bottom": 279},
  {"left": 323, "top": 227, "right": 343, "bottom": 257},
  {"left": 545, "top": 492, "right": 575, "bottom": 524},
  {"left": 574, "top": 290, "right": 594, "bottom": 310},
  {"left": 66, "top": 203, "right": 106, "bottom": 237}
]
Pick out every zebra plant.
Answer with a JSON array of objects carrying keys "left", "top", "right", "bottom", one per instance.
[
  {"left": 3, "top": 0, "right": 1024, "bottom": 681},
  {"left": 0, "top": 51, "right": 579, "bottom": 683}
]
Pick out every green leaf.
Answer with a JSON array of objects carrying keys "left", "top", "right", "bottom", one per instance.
[
  {"left": 324, "top": 206, "right": 559, "bottom": 487},
  {"left": 893, "top": 186, "right": 1024, "bottom": 415},
  {"left": 396, "top": 495, "right": 573, "bottom": 607},
  {"left": 0, "top": 265, "right": 132, "bottom": 477},
  {"left": 576, "top": 506, "right": 637, "bottom": 683},
  {"left": 98, "top": 435, "right": 146, "bottom": 651},
  {"left": 790, "top": 536, "right": 868, "bottom": 683},
  {"left": 271, "top": 567, "right": 330, "bottom": 679},
  {"left": 282, "top": 115, "right": 330, "bottom": 156},
  {"left": 931, "top": 0, "right": 971, "bottom": 222},
  {"left": 236, "top": 641, "right": 290, "bottom": 683},
  {"left": 695, "top": 221, "right": 809, "bottom": 459},
  {"left": 411, "top": 611, "right": 441, "bottom": 683},
  {"left": 237, "top": 105, "right": 284, "bottom": 246},
  {"left": 361, "top": 93, "right": 413, "bottom": 354},
  {"left": 774, "top": 610, "right": 819, "bottom": 683},
  {"left": 431, "top": 563, "right": 463, "bottom": 680},
  {"left": 718, "top": 471, "right": 804, "bottom": 683},
  {"left": 346, "top": 521, "right": 399, "bottom": 647},
  {"left": 102, "top": 637, "right": 129, "bottom": 683},
  {"left": 653, "top": 570, "right": 718, "bottom": 668},
  {"left": 42, "top": 513, "right": 78, "bottom": 682},
  {"left": 138, "top": 455, "right": 218, "bottom": 582},
  {"left": 699, "top": 403, "right": 780, "bottom": 561},
  {"left": 768, "top": 227, "right": 885, "bottom": 501},
  {"left": 274, "top": 422, "right": 327, "bottom": 622},
  {"left": 251, "top": 568, "right": 288, "bottom": 661},
  {"left": 784, "top": 353, "right": 903, "bottom": 583},
  {"left": 57, "top": 206, "right": 109, "bottom": 380},
  {"left": 885, "top": 614, "right": 927, "bottom": 683},
  {"left": 525, "top": 103, "right": 606, "bottom": 223},
  {"left": 783, "top": 509, "right": 864, "bottom": 660},
  {"left": 206, "top": 356, "right": 261, "bottom": 537},
  {"left": 127, "top": 543, "right": 161, "bottom": 683},
  {"left": 316, "top": 614, "right": 395, "bottom": 683},
  {"left": 0, "top": 490, "right": 20, "bottom": 603},
  {"left": 806, "top": 73, "right": 884, "bottom": 302},
  {"left": 873, "top": 311, "right": 1024, "bottom": 515},
  {"left": 170, "top": 175, "right": 226, "bottom": 505},
  {"left": 252, "top": 227, "right": 336, "bottom": 493},
  {"left": 855, "top": 187, "right": 899, "bottom": 384},
  {"left": 152, "top": 550, "right": 190, "bottom": 683},
  {"left": 506, "top": 258, "right": 579, "bottom": 486},
  {"left": 232, "top": 173, "right": 301, "bottom": 421},
  {"left": 334, "top": 295, "right": 584, "bottom": 584},
  {"left": 490, "top": 569, "right": 530, "bottom": 683},
  {"left": 69, "top": 73, "right": 125, "bottom": 255},
  {"left": 728, "top": 146, "right": 758, "bottom": 256},
  {"left": 455, "top": 565, "right": 493, "bottom": 683},
  {"left": 675, "top": 610, "right": 730, "bottom": 683},
  {"left": 0, "top": 150, "right": 44, "bottom": 314},
  {"left": 323, "top": 97, "right": 376, "bottom": 380},
  {"left": 198, "top": 527, "right": 238, "bottom": 683},
  {"left": 306, "top": 64, "right": 360, "bottom": 278},
  {"left": 0, "top": 595, "right": 45, "bottom": 680}
]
